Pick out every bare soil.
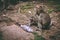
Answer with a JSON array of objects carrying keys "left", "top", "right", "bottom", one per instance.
[{"left": 0, "top": 2, "right": 60, "bottom": 40}]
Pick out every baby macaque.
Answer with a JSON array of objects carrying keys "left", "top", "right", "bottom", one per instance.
[{"left": 30, "top": 5, "right": 51, "bottom": 30}]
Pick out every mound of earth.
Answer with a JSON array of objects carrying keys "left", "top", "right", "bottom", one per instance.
[{"left": 0, "top": 24, "right": 34, "bottom": 40}]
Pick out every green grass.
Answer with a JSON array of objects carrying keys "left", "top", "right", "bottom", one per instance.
[
  {"left": 20, "top": 3, "right": 34, "bottom": 13},
  {"left": 47, "top": 8, "right": 54, "bottom": 13},
  {"left": 32, "top": 32, "right": 45, "bottom": 40},
  {"left": 44, "top": 0, "right": 60, "bottom": 12},
  {"left": 20, "top": 3, "right": 34, "bottom": 10},
  {"left": 0, "top": 32, "right": 3, "bottom": 40},
  {"left": 34, "top": 35, "right": 45, "bottom": 40}
]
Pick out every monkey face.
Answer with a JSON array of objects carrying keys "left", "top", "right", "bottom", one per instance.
[{"left": 35, "top": 5, "right": 48, "bottom": 13}]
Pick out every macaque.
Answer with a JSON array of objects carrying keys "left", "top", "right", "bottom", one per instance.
[{"left": 30, "top": 5, "right": 51, "bottom": 30}]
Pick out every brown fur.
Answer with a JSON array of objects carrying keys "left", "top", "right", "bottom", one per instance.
[{"left": 31, "top": 6, "right": 51, "bottom": 30}]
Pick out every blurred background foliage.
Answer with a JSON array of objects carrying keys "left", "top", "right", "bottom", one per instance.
[{"left": 0, "top": 0, "right": 60, "bottom": 13}]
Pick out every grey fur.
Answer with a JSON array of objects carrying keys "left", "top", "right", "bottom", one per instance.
[{"left": 30, "top": 6, "right": 51, "bottom": 30}]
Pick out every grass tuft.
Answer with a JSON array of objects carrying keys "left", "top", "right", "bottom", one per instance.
[{"left": 32, "top": 32, "right": 45, "bottom": 40}]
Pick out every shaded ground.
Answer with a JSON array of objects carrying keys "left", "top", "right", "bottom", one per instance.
[{"left": 0, "top": 2, "right": 60, "bottom": 40}]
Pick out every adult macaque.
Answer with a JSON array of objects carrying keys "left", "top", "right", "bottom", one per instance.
[{"left": 31, "top": 5, "right": 51, "bottom": 30}]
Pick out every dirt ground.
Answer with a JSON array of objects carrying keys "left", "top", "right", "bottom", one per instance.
[{"left": 0, "top": 2, "right": 60, "bottom": 40}]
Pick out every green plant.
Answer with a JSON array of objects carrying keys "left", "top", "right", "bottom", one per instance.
[
  {"left": 32, "top": 32, "right": 45, "bottom": 40},
  {"left": 20, "top": 3, "right": 33, "bottom": 10},
  {"left": 0, "top": 32, "right": 3, "bottom": 40},
  {"left": 47, "top": 9, "right": 53, "bottom": 13}
]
